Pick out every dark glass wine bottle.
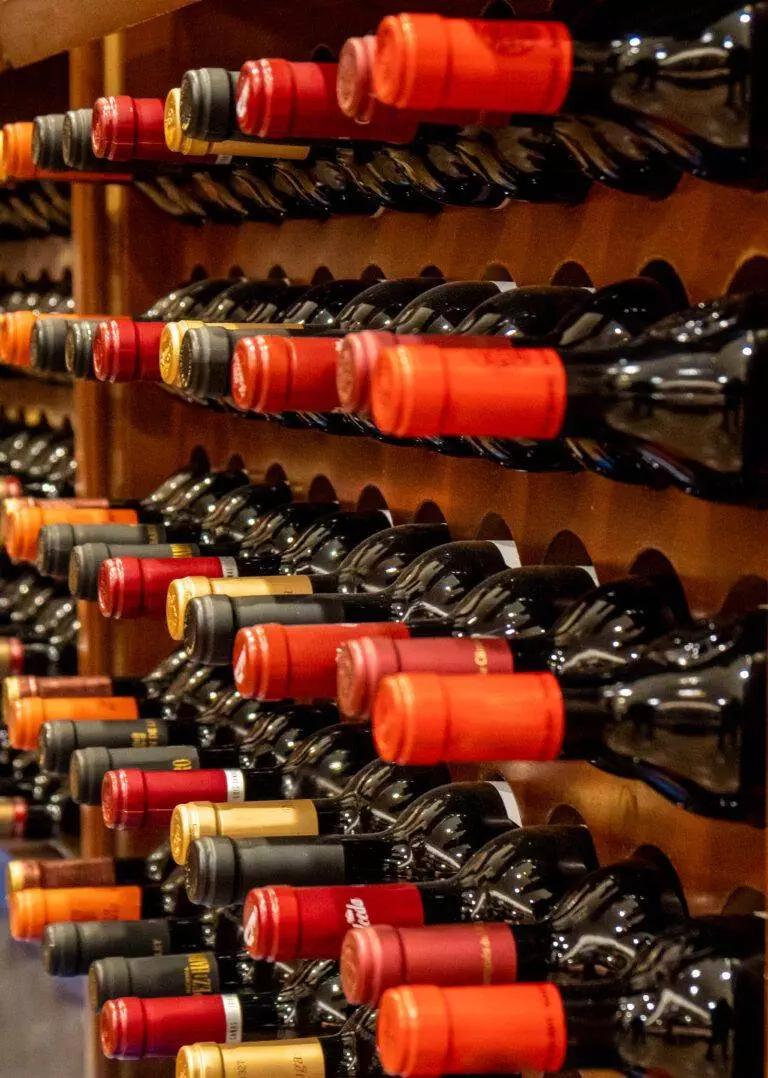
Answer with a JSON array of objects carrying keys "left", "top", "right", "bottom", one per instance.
[
  {"left": 185, "top": 779, "right": 524, "bottom": 906},
  {"left": 165, "top": 522, "right": 451, "bottom": 640},
  {"left": 42, "top": 908, "right": 247, "bottom": 976},
  {"left": 168, "top": 759, "right": 453, "bottom": 865},
  {"left": 188, "top": 538, "right": 521, "bottom": 665},
  {"left": 373, "top": 646, "right": 766, "bottom": 824},
  {"left": 241, "top": 823, "right": 596, "bottom": 962},
  {"left": 374, "top": 916, "right": 765, "bottom": 1078},
  {"left": 100, "top": 958, "right": 352, "bottom": 1058},
  {"left": 339, "top": 849, "right": 687, "bottom": 1002},
  {"left": 370, "top": 9, "right": 768, "bottom": 189},
  {"left": 95, "top": 712, "right": 364, "bottom": 819}
]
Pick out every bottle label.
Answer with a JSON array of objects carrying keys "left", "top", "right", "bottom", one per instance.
[
  {"left": 224, "top": 770, "right": 246, "bottom": 802},
  {"left": 130, "top": 719, "right": 164, "bottom": 748},
  {"left": 170, "top": 545, "right": 195, "bottom": 558},
  {"left": 217, "top": 558, "right": 239, "bottom": 579},
  {"left": 490, "top": 540, "right": 521, "bottom": 569},
  {"left": 184, "top": 952, "right": 217, "bottom": 995},
  {"left": 486, "top": 780, "right": 522, "bottom": 825},
  {"left": 220, "top": 994, "right": 243, "bottom": 1043}
]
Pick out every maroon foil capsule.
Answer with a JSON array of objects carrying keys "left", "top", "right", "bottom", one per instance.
[
  {"left": 336, "top": 635, "right": 514, "bottom": 720},
  {"left": 340, "top": 922, "right": 519, "bottom": 1005}
]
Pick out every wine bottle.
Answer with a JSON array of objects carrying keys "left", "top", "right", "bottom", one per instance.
[
  {"left": 88, "top": 948, "right": 278, "bottom": 1012},
  {"left": 187, "top": 538, "right": 520, "bottom": 665},
  {"left": 100, "top": 714, "right": 370, "bottom": 825},
  {"left": 242, "top": 823, "right": 596, "bottom": 961},
  {"left": 169, "top": 760, "right": 452, "bottom": 864},
  {"left": 8, "top": 859, "right": 198, "bottom": 941},
  {"left": 337, "top": 572, "right": 686, "bottom": 720},
  {"left": 185, "top": 779, "right": 523, "bottom": 906},
  {"left": 42, "top": 908, "right": 247, "bottom": 976},
  {"left": 373, "top": 646, "right": 765, "bottom": 824},
  {"left": 0, "top": 790, "right": 79, "bottom": 843},
  {"left": 374, "top": 916, "right": 765, "bottom": 1077},
  {"left": 165, "top": 521, "right": 450, "bottom": 639},
  {"left": 6, "top": 840, "right": 175, "bottom": 893},
  {"left": 339, "top": 850, "right": 687, "bottom": 1003},
  {"left": 97, "top": 499, "right": 337, "bottom": 620},
  {"left": 234, "top": 561, "right": 603, "bottom": 704},
  {"left": 175, "top": 277, "right": 373, "bottom": 400},
  {"left": 335, "top": 564, "right": 596, "bottom": 719},
  {"left": 101, "top": 958, "right": 351, "bottom": 1059},
  {"left": 370, "top": 9, "right": 766, "bottom": 190}
]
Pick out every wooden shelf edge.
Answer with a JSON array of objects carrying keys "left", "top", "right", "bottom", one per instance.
[{"left": 0, "top": 0, "right": 201, "bottom": 70}]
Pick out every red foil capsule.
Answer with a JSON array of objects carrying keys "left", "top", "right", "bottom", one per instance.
[
  {"left": 233, "top": 622, "right": 411, "bottom": 700},
  {"left": 235, "top": 59, "right": 419, "bottom": 143},
  {"left": 98, "top": 556, "right": 232, "bottom": 619},
  {"left": 91, "top": 96, "right": 215, "bottom": 164},
  {"left": 102, "top": 767, "right": 238, "bottom": 830},
  {"left": 231, "top": 335, "right": 343, "bottom": 413},
  {"left": 243, "top": 882, "right": 426, "bottom": 960},
  {"left": 93, "top": 320, "right": 166, "bottom": 382},
  {"left": 101, "top": 995, "right": 236, "bottom": 1059}
]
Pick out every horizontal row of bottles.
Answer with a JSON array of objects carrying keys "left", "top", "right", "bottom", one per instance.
[
  {"left": 4, "top": 273, "right": 768, "bottom": 504},
  {"left": 9, "top": 2, "right": 765, "bottom": 223},
  {"left": 0, "top": 465, "right": 762, "bottom": 825}
]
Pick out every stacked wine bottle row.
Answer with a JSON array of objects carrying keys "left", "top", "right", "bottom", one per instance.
[
  {"left": 11, "top": 3, "right": 768, "bottom": 219},
  {"left": 2, "top": 271, "right": 768, "bottom": 505},
  {"left": 0, "top": 458, "right": 761, "bottom": 1076}
]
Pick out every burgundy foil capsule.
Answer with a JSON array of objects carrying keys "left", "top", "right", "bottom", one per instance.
[
  {"left": 340, "top": 922, "right": 519, "bottom": 1005},
  {"left": 93, "top": 321, "right": 166, "bottom": 382},
  {"left": 101, "top": 995, "right": 234, "bottom": 1059},
  {"left": 235, "top": 58, "right": 418, "bottom": 143},
  {"left": 337, "top": 635, "right": 514, "bottom": 720},
  {"left": 102, "top": 768, "right": 236, "bottom": 830},
  {"left": 98, "top": 556, "right": 232, "bottom": 619},
  {"left": 243, "top": 883, "right": 426, "bottom": 961}
]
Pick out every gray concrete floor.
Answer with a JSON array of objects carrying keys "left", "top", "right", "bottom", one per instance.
[{"left": 0, "top": 855, "right": 85, "bottom": 1077}]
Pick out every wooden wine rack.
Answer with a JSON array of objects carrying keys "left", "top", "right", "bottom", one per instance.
[{"left": 0, "top": 2, "right": 764, "bottom": 1076}]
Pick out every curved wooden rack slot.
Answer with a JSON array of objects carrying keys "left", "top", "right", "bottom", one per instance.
[
  {"left": 482, "top": 261, "right": 514, "bottom": 282},
  {"left": 639, "top": 258, "right": 689, "bottom": 309},
  {"left": 550, "top": 261, "right": 593, "bottom": 287},
  {"left": 474, "top": 510, "right": 514, "bottom": 541},
  {"left": 307, "top": 474, "right": 339, "bottom": 505},
  {"left": 543, "top": 529, "right": 594, "bottom": 569},
  {"left": 355, "top": 484, "right": 390, "bottom": 514}
]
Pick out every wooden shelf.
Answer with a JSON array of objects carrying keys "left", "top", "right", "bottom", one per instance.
[{"left": 0, "top": 0, "right": 200, "bottom": 70}]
